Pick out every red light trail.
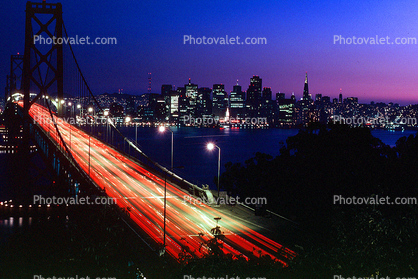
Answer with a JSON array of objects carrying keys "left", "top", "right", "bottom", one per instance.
[{"left": 25, "top": 103, "right": 297, "bottom": 265}]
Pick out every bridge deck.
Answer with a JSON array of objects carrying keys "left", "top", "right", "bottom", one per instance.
[{"left": 26, "top": 103, "right": 296, "bottom": 264}]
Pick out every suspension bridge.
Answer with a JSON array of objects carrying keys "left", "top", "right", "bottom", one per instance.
[{"left": 2, "top": 1, "right": 296, "bottom": 264}]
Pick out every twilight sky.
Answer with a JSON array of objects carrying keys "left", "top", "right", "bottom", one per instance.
[{"left": 1, "top": 0, "right": 418, "bottom": 105}]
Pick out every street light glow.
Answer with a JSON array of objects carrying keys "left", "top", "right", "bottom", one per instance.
[
  {"left": 207, "top": 142, "right": 221, "bottom": 203},
  {"left": 207, "top": 142, "right": 215, "bottom": 150},
  {"left": 158, "top": 125, "right": 174, "bottom": 171},
  {"left": 68, "top": 102, "right": 72, "bottom": 106},
  {"left": 77, "top": 104, "right": 81, "bottom": 109},
  {"left": 125, "top": 116, "right": 131, "bottom": 122},
  {"left": 88, "top": 107, "right": 93, "bottom": 113},
  {"left": 104, "top": 110, "right": 109, "bottom": 116}
]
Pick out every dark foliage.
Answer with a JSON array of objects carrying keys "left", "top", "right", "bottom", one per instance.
[{"left": 219, "top": 124, "right": 418, "bottom": 276}]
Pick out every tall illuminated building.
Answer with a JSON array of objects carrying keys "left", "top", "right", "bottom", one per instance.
[
  {"left": 197, "top": 87, "right": 212, "bottom": 117},
  {"left": 277, "top": 93, "right": 296, "bottom": 126},
  {"left": 161, "top": 84, "right": 173, "bottom": 120},
  {"left": 212, "top": 84, "right": 227, "bottom": 118},
  {"left": 302, "top": 72, "right": 311, "bottom": 101},
  {"left": 260, "top": 87, "right": 275, "bottom": 123},
  {"left": 229, "top": 82, "right": 245, "bottom": 118},
  {"left": 298, "top": 72, "right": 313, "bottom": 126},
  {"left": 246, "top": 75, "right": 262, "bottom": 117},
  {"left": 177, "top": 87, "right": 188, "bottom": 119},
  {"left": 185, "top": 78, "right": 198, "bottom": 115},
  {"left": 170, "top": 92, "right": 179, "bottom": 121}
]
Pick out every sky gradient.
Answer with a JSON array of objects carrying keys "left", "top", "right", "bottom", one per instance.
[{"left": 1, "top": 0, "right": 418, "bottom": 105}]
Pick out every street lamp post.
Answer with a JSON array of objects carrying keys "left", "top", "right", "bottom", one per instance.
[
  {"left": 125, "top": 116, "right": 131, "bottom": 154},
  {"left": 207, "top": 143, "right": 221, "bottom": 202},
  {"left": 68, "top": 102, "right": 73, "bottom": 150},
  {"left": 60, "top": 99, "right": 65, "bottom": 116},
  {"left": 77, "top": 104, "right": 82, "bottom": 119},
  {"left": 158, "top": 125, "right": 175, "bottom": 255},
  {"left": 158, "top": 126, "right": 173, "bottom": 171},
  {"left": 68, "top": 102, "right": 73, "bottom": 115},
  {"left": 104, "top": 110, "right": 109, "bottom": 143},
  {"left": 88, "top": 106, "right": 93, "bottom": 175},
  {"left": 135, "top": 122, "right": 138, "bottom": 145}
]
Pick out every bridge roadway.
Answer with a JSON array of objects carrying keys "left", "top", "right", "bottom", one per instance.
[{"left": 26, "top": 103, "right": 296, "bottom": 264}]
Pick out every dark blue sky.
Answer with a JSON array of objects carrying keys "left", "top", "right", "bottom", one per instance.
[{"left": 1, "top": 0, "right": 418, "bottom": 104}]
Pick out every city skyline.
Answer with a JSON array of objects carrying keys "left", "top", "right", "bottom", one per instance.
[
  {"left": 65, "top": 72, "right": 418, "bottom": 132},
  {"left": 96, "top": 73, "right": 401, "bottom": 106}
]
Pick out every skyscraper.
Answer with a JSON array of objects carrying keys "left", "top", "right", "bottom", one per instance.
[
  {"left": 147, "top": 93, "right": 166, "bottom": 121},
  {"left": 246, "top": 75, "right": 262, "bottom": 117},
  {"left": 212, "top": 84, "right": 227, "bottom": 118},
  {"left": 302, "top": 72, "right": 311, "bottom": 101},
  {"left": 170, "top": 92, "right": 179, "bottom": 121},
  {"left": 260, "top": 87, "right": 276, "bottom": 123},
  {"left": 298, "top": 72, "right": 313, "bottom": 126},
  {"left": 161, "top": 84, "right": 172, "bottom": 97},
  {"left": 277, "top": 93, "right": 296, "bottom": 127},
  {"left": 322, "top": 96, "right": 331, "bottom": 104},
  {"left": 229, "top": 82, "right": 245, "bottom": 118},
  {"left": 177, "top": 87, "right": 188, "bottom": 119},
  {"left": 197, "top": 87, "right": 212, "bottom": 116},
  {"left": 276, "top": 92, "right": 285, "bottom": 101},
  {"left": 262, "top": 87, "right": 272, "bottom": 100},
  {"left": 161, "top": 84, "right": 173, "bottom": 120},
  {"left": 185, "top": 78, "right": 198, "bottom": 115}
]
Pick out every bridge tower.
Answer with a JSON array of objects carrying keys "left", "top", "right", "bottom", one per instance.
[
  {"left": 22, "top": 1, "right": 63, "bottom": 116},
  {"left": 5, "top": 54, "right": 24, "bottom": 101}
]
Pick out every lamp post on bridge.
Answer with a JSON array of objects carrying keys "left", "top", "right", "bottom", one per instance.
[
  {"left": 104, "top": 110, "right": 109, "bottom": 143},
  {"left": 158, "top": 125, "right": 175, "bottom": 255},
  {"left": 68, "top": 102, "right": 73, "bottom": 151},
  {"left": 68, "top": 102, "right": 74, "bottom": 116},
  {"left": 77, "top": 104, "right": 83, "bottom": 119},
  {"left": 60, "top": 99, "right": 65, "bottom": 118},
  {"left": 88, "top": 106, "right": 93, "bottom": 176},
  {"left": 207, "top": 142, "right": 221, "bottom": 204},
  {"left": 135, "top": 121, "right": 139, "bottom": 146},
  {"left": 125, "top": 116, "right": 131, "bottom": 154},
  {"left": 158, "top": 125, "right": 174, "bottom": 171}
]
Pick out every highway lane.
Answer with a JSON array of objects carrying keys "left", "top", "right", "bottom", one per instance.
[{"left": 27, "top": 103, "right": 297, "bottom": 264}]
